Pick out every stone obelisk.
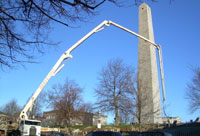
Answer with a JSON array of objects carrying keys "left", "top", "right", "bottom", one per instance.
[{"left": 137, "top": 3, "right": 162, "bottom": 124}]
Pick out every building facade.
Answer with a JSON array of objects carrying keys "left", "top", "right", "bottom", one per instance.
[
  {"left": 0, "top": 112, "right": 8, "bottom": 130},
  {"left": 42, "top": 110, "right": 107, "bottom": 127}
]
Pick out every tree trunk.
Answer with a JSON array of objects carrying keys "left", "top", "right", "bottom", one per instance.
[{"left": 115, "top": 106, "right": 119, "bottom": 125}]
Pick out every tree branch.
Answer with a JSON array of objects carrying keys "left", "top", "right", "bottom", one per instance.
[{"left": 30, "top": 0, "right": 69, "bottom": 26}]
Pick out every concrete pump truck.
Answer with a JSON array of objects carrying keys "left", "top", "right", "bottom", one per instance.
[{"left": 11, "top": 20, "right": 165, "bottom": 136}]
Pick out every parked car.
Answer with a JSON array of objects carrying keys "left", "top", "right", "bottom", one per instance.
[
  {"left": 118, "top": 131, "right": 173, "bottom": 136},
  {"left": 139, "top": 131, "right": 173, "bottom": 136},
  {"left": 50, "top": 132, "right": 71, "bottom": 136},
  {"left": 85, "top": 131, "right": 123, "bottom": 136}
]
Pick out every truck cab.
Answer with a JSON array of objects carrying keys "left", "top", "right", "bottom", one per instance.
[{"left": 19, "top": 119, "right": 41, "bottom": 136}]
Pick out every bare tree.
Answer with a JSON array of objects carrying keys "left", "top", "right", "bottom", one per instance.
[
  {"left": 47, "top": 78, "right": 84, "bottom": 127},
  {"left": 0, "top": 0, "right": 118, "bottom": 69},
  {"left": 95, "top": 58, "right": 137, "bottom": 125},
  {"left": 0, "top": 0, "right": 159, "bottom": 69},
  {"left": 80, "top": 102, "right": 94, "bottom": 113},
  {"left": 119, "top": 110, "right": 132, "bottom": 125},
  {"left": 79, "top": 102, "right": 95, "bottom": 126},
  {"left": 124, "top": 79, "right": 162, "bottom": 131},
  {"left": 186, "top": 67, "right": 200, "bottom": 113},
  {"left": 95, "top": 59, "right": 162, "bottom": 127},
  {"left": 2, "top": 99, "right": 21, "bottom": 121}
]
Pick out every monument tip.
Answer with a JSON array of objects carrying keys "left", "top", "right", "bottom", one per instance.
[{"left": 139, "top": 2, "right": 150, "bottom": 9}]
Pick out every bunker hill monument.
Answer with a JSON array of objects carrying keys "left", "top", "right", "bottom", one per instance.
[{"left": 137, "top": 3, "right": 162, "bottom": 124}]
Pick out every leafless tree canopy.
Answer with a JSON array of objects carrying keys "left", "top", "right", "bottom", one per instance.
[
  {"left": 47, "top": 78, "right": 86, "bottom": 127},
  {"left": 95, "top": 59, "right": 137, "bottom": 125},
  {"left": 0, "top": 0, "right": 159, "bottom": 69},
  {"left": 0, "top": 0, "right": 119, "bottom": 69},
  {"left": 1, "top": 99, "right": 21, "bottom": 120},
  {"left": 186, "top": 67, "right": 200, "bottom": 113}
]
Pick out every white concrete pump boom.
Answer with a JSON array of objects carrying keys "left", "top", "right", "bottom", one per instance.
[
  {"left": 19, "top": 20, "right": 166, "bottom": 120},
  {"left": 19, "top": 20, "right": 109, "bottom": 120}
]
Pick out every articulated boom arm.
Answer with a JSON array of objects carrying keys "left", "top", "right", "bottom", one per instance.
[
  {"left": 19, "top": 20, "right": 166, "bottom": 120},
  {"left": 19, "top": 20, "right": 109, "bottom": 120}
]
